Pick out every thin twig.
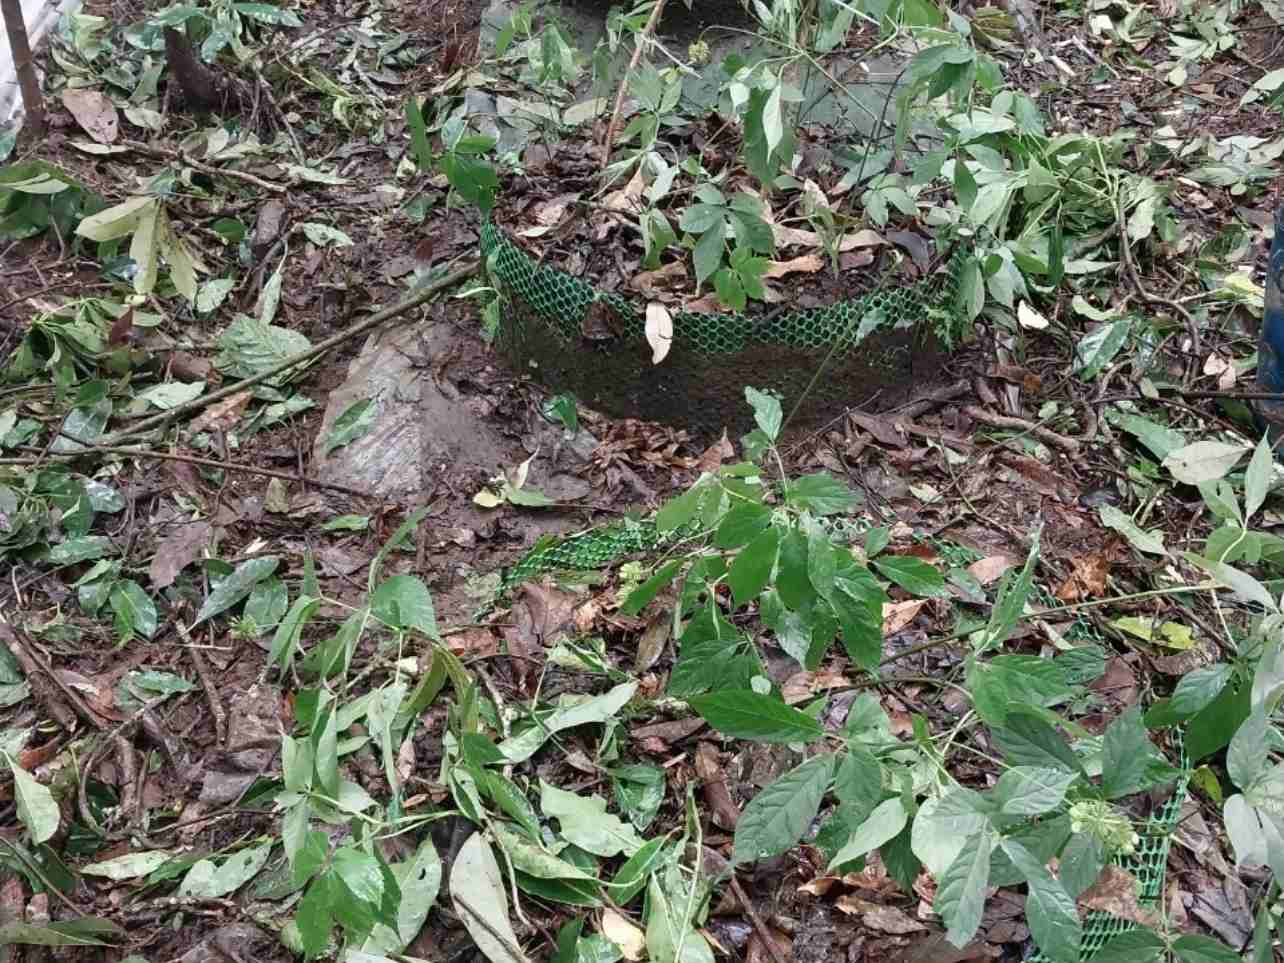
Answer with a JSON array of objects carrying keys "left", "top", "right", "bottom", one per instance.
[
  {"left": 600, "top": 0, "right": 670, "bottom": 171},
  {"left": 178, "top": 621, "right": 227, "bottom": 747},
  {"left": 962, "top": 405, "right": 1081, "bottom": 453},
  {"left": 121, "top": 140, "right": 288, "bottom": 193},
  {"left": 2, "top": 439, "right": 379, "bottom": 499}
]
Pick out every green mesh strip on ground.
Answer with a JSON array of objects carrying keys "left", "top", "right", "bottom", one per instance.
[{"left": 480, "top": 219, "right": 969, "bottom": 354}]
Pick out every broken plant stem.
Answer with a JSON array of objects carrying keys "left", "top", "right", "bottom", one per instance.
[
  {"left": 122, "top": 140, "right": 288, "bottom": 193},
  {"left": 102, "top": 259, "right": 479, "bottom": 446},
  {"left": 1113, "top": 184, "right": 1199, "bottom": 361},
  {"left": 600, "top": 0, "right": 670, "bottom": 172},
  {"left": 3, "top": 436, "right": 378, "bottom": 499}
]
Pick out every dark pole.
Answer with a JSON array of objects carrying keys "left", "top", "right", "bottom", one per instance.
[{"left": 1, "top": 0, "right": 46, "bottom": 136}]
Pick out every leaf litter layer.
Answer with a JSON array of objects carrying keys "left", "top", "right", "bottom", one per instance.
[{"left": 0, "top": 0, "right": 1283, "bottom": 960}]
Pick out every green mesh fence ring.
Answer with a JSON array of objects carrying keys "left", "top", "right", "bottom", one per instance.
[{"left": 480, "top": 218, "right": 972, "bottom": 437}]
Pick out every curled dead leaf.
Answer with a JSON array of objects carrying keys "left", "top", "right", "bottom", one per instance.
[
  {"left": 603, "top": 168, "right": 645, "bottom": 213},
  {"left": 773, "top": 224, "right": 884, "bottom": 251},
  {"left": 646, "top": 302, "right": 673, "bottom": 364},
  {"left": 189, "top": 390, "right": 252, "bottom": 434},
  {"left": 631, "top": 261, "right": 687, "bottom": 299},
  {"left": 62, "top": 88, "right": 119, "bottom": 144},
  {"left": 764, "top": 254, "right": 826, "bottom": 279},
  {"left": 782, "top": 670, "right": 852, "bottom": 705},
  {"left": 966, "top": 554, "right": 1014, "bottom": 586},
  {"left": 882, "top": 599, "right": 925, "bottom": 635}
]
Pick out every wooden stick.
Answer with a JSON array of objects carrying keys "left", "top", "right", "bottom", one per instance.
[{"left": 600, "top": 0, "right": 670, "bottom": 171}]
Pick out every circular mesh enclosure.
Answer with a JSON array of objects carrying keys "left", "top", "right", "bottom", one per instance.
[{"left": 481, "top": 219, "right": 970, "bottom": 438}]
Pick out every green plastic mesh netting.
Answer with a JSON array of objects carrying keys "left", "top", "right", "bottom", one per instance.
[
  {"left": 481, "top": 219, "right": 1190, "bottom": 963},
  {"left": 495, "top": 518, "right": 1191, "bottom": 963},
  {"left": 481, "top": 218, "right": 970, "bottom": 438}
]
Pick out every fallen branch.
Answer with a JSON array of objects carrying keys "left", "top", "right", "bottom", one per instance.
[
  {"left": 962, "top": 404, "right": 1081, "bottom": 453},
  {"left": 600, "top": 0, "right": 670, "bottom": 171},
  {"left": 122, "top": 140, "right": 287, "bottom": 194},
  {"left": 101, "top": 259, "right": 479, "bottom": 446}
]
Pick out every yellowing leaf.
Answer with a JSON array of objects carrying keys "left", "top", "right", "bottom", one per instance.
[
  {"left": 130, "top": 200, "right": 162, "bottom": 295},
  {"left": 75, "top": 195, "right": 154, "bottom": 242},
  {"left": 1157, "top": 621, "right": 1195, "bottom": 650},
  {"left": 602, "top": 908, "right": 646, "bottom": 961}
]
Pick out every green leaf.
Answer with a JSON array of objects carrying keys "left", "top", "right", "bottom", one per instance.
[
  {"left": 1187, "top": 554, "right": 1278, "bottom": 612},
  {"left": 109, "top": 579, "right": 158, "bottom": 641},
  {"left": 361, "top": 838, "right": 442, "bottom": 955},
  {"left": 1058, "top": 833, "right": 1104, "bottom": 899},
  {"left": 1100, "top": 705, "right": 1161, "bottom": 799},
  {"left": 934, "top": 830, "right": 993, "bottom": 948},
  {"left": 1074, "top": 319, "right": 1132, "bottom": 380},
  {"left": 1245, "top": 433, "right": 1274, "bottom": 520},
  {"left": 333, "top": 845, "right": 387, "bottom": 905},
  {"left": 1001, "top": 839, "right": 1081, "bottom": 963},
  {"left": 992, "top": 766, "right": 1077, "bottom": 816},
  {"left": 728, "top": 525, "right": 779, "bottom": 607},
  {"left": 1227, "top": 708, "right": 1270, "bottom": 791},
  {"left": 656, "top": 485, "right": 702, "bottom": 533},
  {"left": 1163, "top": 441, "right": 1250, "bottom": 486},
  {"left": 646, "top": 872, "right": 715, "bottom": 963},
  {"left": 909, "top": 789, "right": 990, "bottom": 876},
  {"left": 991, "top": 710, "right": 1084, "bottom": 774},
  {"left": 493, "top": 822, "right": 598, "bottom": 881},
  {"left": 297, "top": 873, "right": 335, "bottom": 959},
  {"left": 733, "top": 754, "right": 835, "bottom": 865},
  {"left": 1170, "top": 664, "right": 1232, "bottom": 719},
  {"left": 689, "top": 690, "right": 824, "bottom": 743},
  {"left": 833, "top": 745, "right": 883, "bottom": 818},
  {"left": 954, "top": 158, "right": 978, "bottom": 211},
  {"left": 744, "top": 386, "right": 782, "bottom": 442},
  {"left": 1172, "top": 934, "right": 1243, "bottom": 963},
  {"left": 269, "top": 595, "right": 319, "bottom": 672},
  {"left": 714, "top": 502, "right": 773, "bottom": 550},
  {"left": 1098, "top": 505, "right": 1167, "bottom": 556},
  {"left": 0, "top": 918, "right": 124, "bottom": 947},
  {"left": 371, "top": 575, "right": 439, "bottom": 639},
  {"left": 178, "top": 844, "right": 272, "bottom": 898},
  {"left": 1108, "top": 411, "right": 1185, "bottom": 461},
  {"left": 873, "top": 556, "right": 944, "bottom": 597},
  {"left": 405, "top": 96, "right": 432, "bottom": 171},
  {"left": 978, "top": 534, "right": 1039, "bottom": 652},
  {"left": 7, "top": 754, "right": 59, "bottom": 843},
  {"left": 323, "top": 398, "right": 377, "bottom": 455},
  {"left": 192, "top": 556, "right": 279, "bottom": 626},
  {"left": 539, "top": 782, "right": 644, "bottom": 858},
  {"left": 785, "top": 473, "right": 861, "bottom": 516},
  {"left": 827, "top": 797, "right": 908, "bottom": 870},
  {"left": 48, "top": 535, "right": 116, "bottom": 564},
  {"left": 609, "top": 837, "right": 666, "bottom": 905},
  {"left": 314, "top": 700, "right": 340, "bottom": 797},
  {"left": 82, "top": 851, "right": 172, "bottom": 880},
  {"left": 1091, "top": 929, "right": 1166, "bottom": 963},
  {"left": 969, "top": 655, "right": 1072, "bottom": 726},
  {"left": 611, "top": 763, "right": 665, "bottom": 831},
  {"left": 692, "top": 218, "right": 725, "bottom": 288},
  {"left": 497, "top": 682, "right": 638, "bottom": 763}
]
